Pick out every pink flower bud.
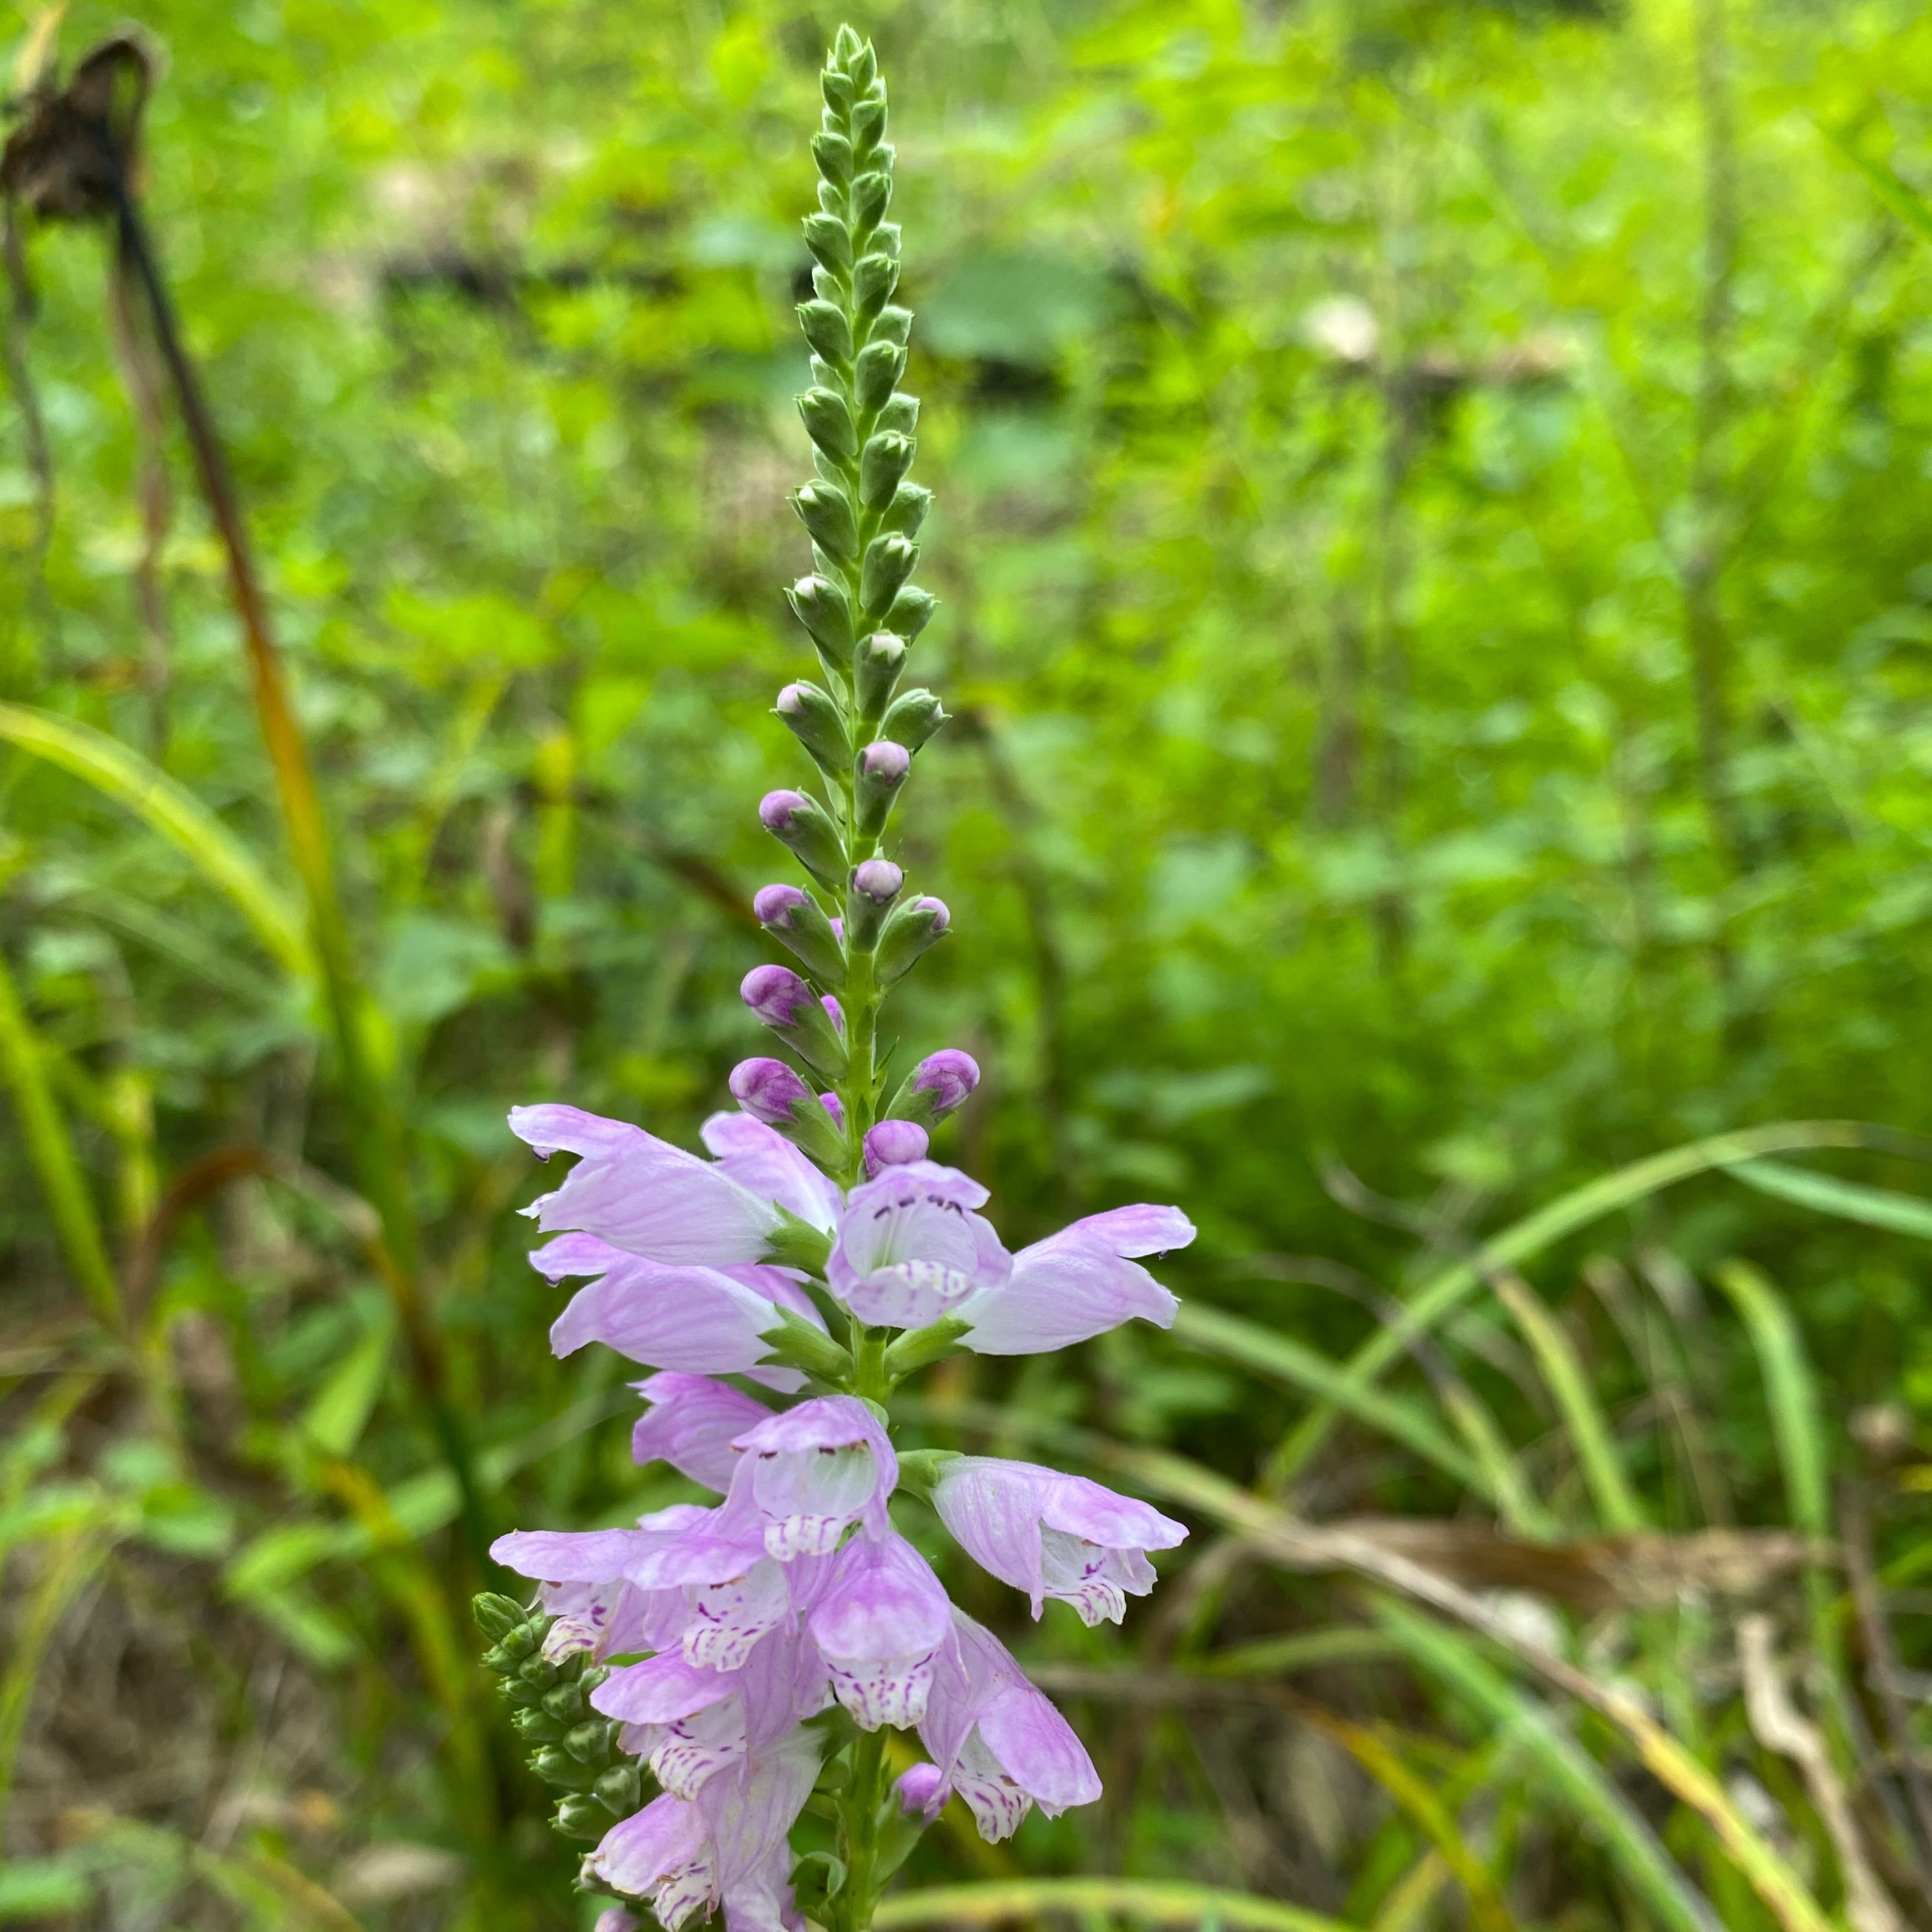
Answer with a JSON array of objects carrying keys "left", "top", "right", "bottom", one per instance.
[
  {"left": 730, "top": 1056, "right": 814, "bottom": 1126},
  {"left": 759, "top": 788, "right": 811, "bottom": 832},
  {"left": 753, "top": 882, "right": 811, "bottom": 925},
  {"left": 861, "top": 740, "right": 910, "bottom": 781},
  {"left": 853, "top": 858, "right": 903, "bottom": 902},
  {"left": 740, "top": 963, "right": 816, "bottom": 1027},
  {"left": 863, "top": 1119, "right": 930, "bottom": 1177},
  {"left": 911, "top": 1048, "right": 979, "bottom": 1116}
]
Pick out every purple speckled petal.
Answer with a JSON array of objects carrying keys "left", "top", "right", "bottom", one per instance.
[
  {"left": 590, "top": 1795, "right": 716, "bottom": 1928},
  {"left": 728, "top": 1395, "right": 898, "bottom": 1557},
  {"left": 512, "top": 1104, "right": 780, "bottom": 1266},
  {"left": 806, "top": 1532, "right": 954, "bottom": 1731},
  {"left": 930, "top": 1456, "right": 1186, "bottom": 1623},
  {"left": 827, "top": 1161, "right": 1011, "bottom": 1328}
]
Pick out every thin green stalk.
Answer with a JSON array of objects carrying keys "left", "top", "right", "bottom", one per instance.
[{"left": 0, "top": 944, "right": 123, "bottom": 1331}]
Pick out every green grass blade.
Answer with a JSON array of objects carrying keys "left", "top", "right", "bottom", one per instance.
[
  {"left": 1713, "top": 1261, "right": 1828, "bottom": 1536},
  {"left": 1174, "top": 1301, "right": 1494, "bottom": 1499},
  {"left": 875, "top": 1880, "right": 1352, "bottom": 1932},
  {"left": 1268, "top": 1121, "right": 1887, "bottom": 1489},
  {"left": 1376, "top": 1601, "right": 1722, "bottom": 1932},
  {"left": 1726, "top": 1158, "right": 1932, "bottom": 1241},
  {"left": 1489, "top": 1274, "right": 1646, "bottom": 1532},
  {"left": 0, "top": 702, "right": 312, "bottom": 983},
  {"left": 1817, "top": 121, "right": 1932, "bottom": 246},
  {"left": 0, "top": 947, "right": 125, "bottom": 1330}
]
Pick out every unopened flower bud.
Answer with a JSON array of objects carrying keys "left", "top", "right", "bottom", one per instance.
[
  {"left": 884, "top": 583, "right": 937, "bottom": 640},
  {"left": 553, "top": 1793, "right": 610, "bottom": 1841},
  {"left": 860, "top": 431, "right": 916, "bottom": 512},
  {"left": 874, "top": 893, "right": 949, "bottom": 986},
  {"left": 797, "top": 296, "right": 853, "bottom": 363},
  {"left": 863, "top": 1119, "right": 930, "bottom": 1177},
  {"left": 855, "top": 631, "right": 906, "bottom": 717},
  {"left": 846, "top": 858, "right": 903, "bottom": 949},
  {"left": 742, "top": 964, "right": 849, "bottom": 1078},
  {"left": 882, "top": 481, "right": 931, "bottom": 538},
  {"left": 793, "top": 480, "right": 859, "bottom": 562},
  {"left": 855, "top": 337, "right": 905, "bottom": 411},
  {"left": 788, "top": 574, "right": 855, "bottom": 668},
  {"left": 472, "top": 1593, "right": 526, "bottom": 1641},
  {"left": 760, "top": 789, "right": 848, "bottom": 891},
  {"left": 753, "top": 882, "right": 845, "bottom": 985},
  {"left": 803, "top": 213, "right": 852, "bottom": 275},
  {"left": 799, "top": 386, "right": 858, "bottom": 463},
  {"left": 887, "top": 1048, "right": 979, "bottom": 1128},
  {"left": 855, "top": 739, "right": 910, "bottom": 836},
  {"left": 851, "top": 169, "right": 891, "bottom": 233},
  {"left": 873, "top": 393, "right": 919, "bottom": 437},
  {"left": 852, "top": 251, "right": 899, "bottom": 318},
  {"left": 880, "top": 687, "right": 947, "bottom": 751},
  {"left": 730, "top": 1057, "right": 847, "bottom": 1167},
  {"left": 810, "top": 132, "right": 853, "bottom": 187},
  {"left": 870, "top": 305, "right": 913, "bottom": 349},
  {"left": 776, "top": 682, "right": 853, "bottom": 774},
  {"left": 861, "top": 533, "right": 918, "bottom": 617}
]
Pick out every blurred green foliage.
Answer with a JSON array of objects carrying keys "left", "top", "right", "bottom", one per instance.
[{"left": 6, "top": 0, "right": 1932, "bottom": 1926}]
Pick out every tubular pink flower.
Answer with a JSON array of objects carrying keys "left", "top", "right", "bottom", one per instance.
[
  {"left": 535, "top": 1234, "right": 820, "bottom": 1390},
  {"left": 491, "top": 1506, "right": 712, "bottom": 1661},
  {"left": 900, "top": 1609, "right": 1101, "bottom": 1841},
  {"left": 930, "top": 1456, "right": 1188, "bottom": 1624},
  {"left": 728, "top": 1394, "right": 898, "bottom": 1558},
  {"left": 956, "top": 1204, "right": 1195, "bottom": 1354},
  {"left": 511, "top": 1104, "right": 783, "bottom": 1266},
  {"left": 826, "top": 1160, "right": 1010, "bottom": 1328},
  {"left": 631, "top": 1373, "right": 772, "bottom": 1492},
  {"left": 698, "top": 1112, "right": 839, "bottom": 1232},
  {"left": 806, "top": 1531, "right": 954, "bottom": 1730}
]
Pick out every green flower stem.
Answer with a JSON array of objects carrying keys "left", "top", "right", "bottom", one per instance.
[{"left": 831, "top": 1724, "right": 893, "bottom": 1932}]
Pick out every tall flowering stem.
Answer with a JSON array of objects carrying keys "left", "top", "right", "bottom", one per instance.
[{"left": 477, "top": 28, "right": 1196, "bottom": 1932}]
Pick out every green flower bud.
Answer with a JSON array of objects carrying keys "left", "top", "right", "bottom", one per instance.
[
  {"left": 851, "top": 169, "right": 891, "bottom": 231},
  {"left": 869, "top": 305, "right": 913, "bottom": 349},
  {"left": 512, "top": 1706, "right": 566, "bottom": 1744},
  {"left": 852, "top": 252, "right": 899, "bottom": 318},
  {"left": 553, "top": 1794, "right": 609, "bottom": 1841},
  {"left": 860, "top": 432, "right": 916, "bottom": 511},
  {"left": 594, "top": 1762, "right": 641, "bottom": 1817},
  {"left": 517, "top": 1654, "right": 558, "bottom": 1689},
  {"left": 861, "top": 533, "right": 918, "bottom": 615},
  {"left": 799, "top": 387, "right": 857, "bottom": 463},
  {"left": 855, "top": 631, "right": 907, "bottom": 716},
  {"left": 845, "top": 38, "right": 878, "bottom": 90},
  {"left": 875, "top": 892, "right": 951, "bottom": 986},
  {"left": 788, "top": 574, "right": 855, "bottom": 666},
  {"left": 803, "top": 212, "right": 852, "bottom": 274},
  {"left": 812, "top": 130, "right": 853, "bottom": 183},
  {"left": 539, "top": 1682, "right": 586, "bottom": 1722},
  {"left": 834, "top": 23, "right": 866, "bottom": 67},
  {"left": 883, "top": 481, "right": 931, "bottom": 537},
  {"left": 885, "top": 584, "right": 937, "bottom": 639},
  {"left": 873, "top": 393, "right": 919, "bottom": 436},
  {"left": 777, "top": 681, "right": 854, "bottom": 773},
  {"left": 564, "top": 1718, "right": 614, "bottom": 1763},
  {"left": 822, "top": 64, "right": 855, "bottom": 111},
  {"left": 855, "top": 340, "right": 905, "bottom": 412},
  {"left": 472, "top": 1593, "right": 526, "bottom": 1642},
  {"left": 498, "top": 1620, "right": 539, "bottom": 1660},
  {"left": 798, "top": 299, "right": 854, "bottom": 365},
  {"left": 880, "top": 686, "right": 947, "bottom": 751},
  {"left": 793, "top": 479, "right": 859, "bottom": 561},
  {"left": 852, "top": 96, "right": 886, "bottom": 149},
  {"left": 532, "top": 1745, "right": 599, "bottom": 1791}
]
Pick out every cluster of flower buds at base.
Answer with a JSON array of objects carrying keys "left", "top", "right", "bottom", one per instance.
[{"left": 492, "top": 27, "right": 1197, "bottom": 1932}]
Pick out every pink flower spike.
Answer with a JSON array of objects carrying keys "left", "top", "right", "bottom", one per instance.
[
  {"left": 728, "top": 1394, "right": 898, "bottom": 1558},
  {"left": 956, "top": 1204, "right": 1195, "bottom": 1354},
  {"left": 827, "top": 1160, "right": 1010, "bottom": 1328},
  {"left": 631, "top": 1373, "right": 772, "bottom": 1491},
  {"left": 807, "top": 1531, "right": 954, "bottom": 1730},
  {"left": 930, "top": 1456, "right": 1188, "bottom": 1624}
]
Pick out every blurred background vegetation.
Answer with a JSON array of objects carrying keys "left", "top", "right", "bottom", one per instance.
[{"left": 5, "top": 0, "right": 1932, "bottom": 1925}]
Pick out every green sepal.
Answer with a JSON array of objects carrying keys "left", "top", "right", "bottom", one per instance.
[
  {"left": 554, "top": 1794, "right": 610, "bottom": 1841},
  {"left": 882, "top": 482, "right": 931, "bottom": 538},
  {"left": 812, "top": 132, "right": 853, "bottom": 184},
  {"left": 859, "top": 431, "right": 915, "bottom": 510},
  {"left": 594, "top": 1761, "right": 641, "bottom": 1816},
  {"left": 861, "top": 534, "right": 917, "bottom": 615},
  {"left": 850, "top": 170, "right": 891, "bottom": 231},
  {"left": 758, "top": 1303, "right": 855, "bottom": 1383},
  {"left": 885, "top": 584, "right": 937, "bottom": 640},
  {"left": 798, "top": 300, "right": 854, "bottom": 365},
  {"left": 800, "top": 386, "right": 858, "bottom": 463},
  {"left": 540, "top": 1682, "right": 587, "bottom": 1722},
  {"left": 855, "top": 632, "right": 907, "bottom": 717},
  {"left": 532, "top": 1745, "right": 601, "bottom": 1792},
  {"left": 852, "top": 252, "right": 899, "bottom": 317},
  {"left": 472, "top": 1593, "right": 525, "bottom": 1642},
  {"left": 512, "top": 1706, "right": 567, "bottom": 1744},
  {"left": 854, "top": 339, "right": 905, "bottom": 412},
  {"left": 869, "top": 305, "right": 913, "bottom": 349},
  {"left": 804, "top": 212, "right": 853, "bottom": 274},
  {"left": 884, "top": 1321, "right": 972, "bottom": 1386},
  {"left": 880, "top": 687, "right": 947, "bottom": 753},
  {"left": 873, "top": 393, "right": 919, "bottom": 436},
  {"left": 793, "top": 480, "right": 860, "bottom": 562}
]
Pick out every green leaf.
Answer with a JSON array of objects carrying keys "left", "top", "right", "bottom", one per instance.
[{"left": 1724, "top": 1158, "right": 1932, "bottom": 1241}]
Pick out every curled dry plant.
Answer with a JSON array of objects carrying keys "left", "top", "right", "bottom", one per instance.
[{"left": 473, "top": 29, "right": 1195, "bottom": 1932}]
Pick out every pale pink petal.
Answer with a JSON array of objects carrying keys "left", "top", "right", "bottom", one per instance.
[
  {"left": 729, "top": 1395, "right": 898, "bottom": 1556},
  {"left": 806, "top": 1533, "right": 953, "bottom": 1730},
  {"left": 701, "top": 1111, "right": 841, "bottom": 1232},
  {"left": 827, "top": 1161, "right": 1010, "bottom": 1328},
  {"left": 632, "top": 1373, "right": 772, "bottom": 1491}
]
